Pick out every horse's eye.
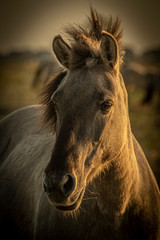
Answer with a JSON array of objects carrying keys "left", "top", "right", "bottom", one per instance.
[{"left": 100, "top": 100, "right": 113, "bottom": 114}]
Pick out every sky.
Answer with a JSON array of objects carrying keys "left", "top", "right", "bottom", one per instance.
[{"left": 0, "top": 0, "right": 160, "bottom": 55}]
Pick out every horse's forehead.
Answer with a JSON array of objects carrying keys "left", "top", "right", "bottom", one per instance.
[{"left": 59, "top": 68, "right": 116, "bottom": 97}]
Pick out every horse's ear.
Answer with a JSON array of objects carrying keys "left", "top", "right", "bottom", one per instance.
[
  {"left": 52, "top": 35, "right": 71, "bottom": 69},
  {"left": 100, "top": 31, "right": 119, "bottom": 69}
]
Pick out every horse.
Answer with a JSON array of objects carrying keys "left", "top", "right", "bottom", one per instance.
[{"left": 0, "top": 8, "right": 159, "bottom": 240}]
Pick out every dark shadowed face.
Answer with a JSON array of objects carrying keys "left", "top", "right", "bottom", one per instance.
[
  {"left": 42, "top": 9, "right": 126, "bottom": 211},
  {"left": 43, "top": 64, "right": 128, "bottom": 211}
]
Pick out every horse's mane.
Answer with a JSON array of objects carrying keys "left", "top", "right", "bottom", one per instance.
[{"left": 65, "top": 7, "right": 124, "bottom": 69}]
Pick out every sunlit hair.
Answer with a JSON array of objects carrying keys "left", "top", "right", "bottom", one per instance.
[{"left": 65, "top": 7, "right": 124, "bottom": 69}]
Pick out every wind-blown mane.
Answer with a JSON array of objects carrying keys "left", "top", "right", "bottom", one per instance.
[{"left": 65, "top": 7, "right": 124, "bottom": 69}]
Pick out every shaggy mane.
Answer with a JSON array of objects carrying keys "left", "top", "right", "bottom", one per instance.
[
  {"left": 40, "top": 70, "right": 67, "bottom": 130},
  {"left": 65, "top": 7, "right": 124, "bottom": 69}
]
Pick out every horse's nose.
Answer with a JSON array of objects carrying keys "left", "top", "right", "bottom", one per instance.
[{"left": 43, "top": 173, "right": 76, "bottom": 197}]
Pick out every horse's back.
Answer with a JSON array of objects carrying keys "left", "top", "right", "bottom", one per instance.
[
  {"left": 0, "top": 105, "right": 55, "bottom": 239},
  {"left": 0, "top": 104, "right": 54, "bottom": 189},
  {"left": 0, "top": 105, "right": 42, "bottom": 161}
]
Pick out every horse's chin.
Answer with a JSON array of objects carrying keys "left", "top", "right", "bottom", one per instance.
[{"left": 54, "top": 187, "right": 85, "bottom": 212}]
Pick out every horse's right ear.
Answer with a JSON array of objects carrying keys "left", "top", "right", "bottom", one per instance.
[
  {"left": 100, "top": 31, "right": 119, "bottom": 70},
  {"left": 52, "top": 35, "right": 71, "bottom": 69}
]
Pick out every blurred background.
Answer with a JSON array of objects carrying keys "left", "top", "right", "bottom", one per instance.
[{"left": 0, "top": 0, "right": 160, "bottom": 185}]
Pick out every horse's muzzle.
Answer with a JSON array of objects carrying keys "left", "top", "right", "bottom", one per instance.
[{"left": 42, "top": 172, "right": 84, "bottom": 211}]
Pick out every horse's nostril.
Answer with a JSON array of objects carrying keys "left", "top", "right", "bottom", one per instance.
[
  {"left": 43, "top": 173, "right": 76, "bottom": 197},
  {"left": 59, "top": 174, "right": 76, "bottom": 196}
]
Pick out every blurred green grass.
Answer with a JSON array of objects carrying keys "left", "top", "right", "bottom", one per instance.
[
  {"left": 0, "top": 60, "right": 39, "bottom": 118},
  {"left": 0, "top": 60, "right": 160, "bottom": 185}
]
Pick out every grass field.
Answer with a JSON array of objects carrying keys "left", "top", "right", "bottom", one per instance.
[
  {"left": 0, "top": 60, "right": 39, "bottom": 118},
  {"left": 0, "top": 59, "right": 160, "bottom": 185}
]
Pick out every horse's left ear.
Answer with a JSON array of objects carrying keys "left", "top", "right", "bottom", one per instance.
[
  {"left": 52, "top": 35, "right": 71, "bottom": 69},
  {"left": 100, "top": 31, "right": 119, "bottom": 69}
]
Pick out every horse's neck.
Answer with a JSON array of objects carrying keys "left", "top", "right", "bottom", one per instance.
[
  {"left": 94, "top": 128, "right": 139, "bottom": 218},
  {"left": 93, "top": 74, "right": 140, "bottom": 219}
]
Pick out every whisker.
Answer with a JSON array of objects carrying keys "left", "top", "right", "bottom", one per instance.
[
  {"left": 86, "top": 188, "right": 100, "bottom": 196},
  {"left": 70, "top": 187, "right": 84, "bottom": 200},
  {"left": 83, "top": 196, "right": 99, "bottom": 201},
  {"left": 79, "top": 206, "right": 87, "bottom": 214}
]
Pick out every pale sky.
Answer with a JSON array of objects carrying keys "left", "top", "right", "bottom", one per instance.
[{"left": 0, "top": 0, "right": 160, "bottom": 54}]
